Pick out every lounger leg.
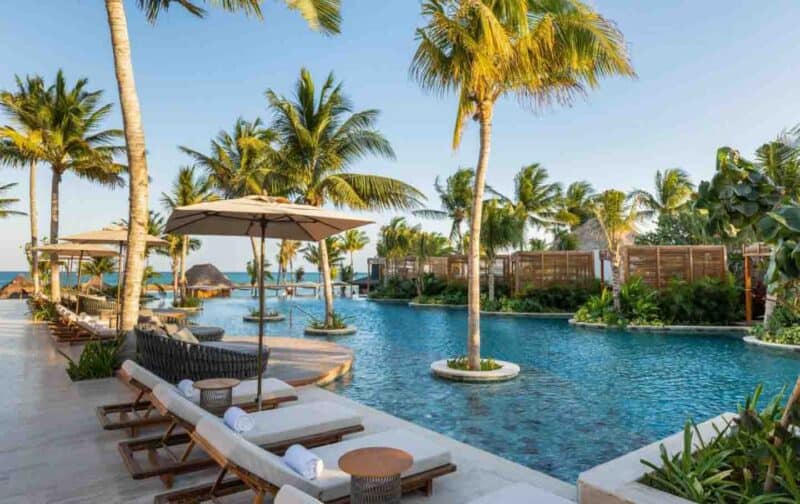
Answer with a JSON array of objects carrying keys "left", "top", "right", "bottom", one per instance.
[
  {"left": 179, "top": 440, "right": 195, "bottom": 462},
  {"left": 424, "top": 479, "right": 433, "bottom": 496},
  {"left": 209, "top": 466, "right": 228, "bottom": 498},
  {"left": 253, "top": 490, "right": 265, "bottom": 504}
]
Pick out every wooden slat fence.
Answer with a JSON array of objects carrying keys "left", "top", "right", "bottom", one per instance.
[
  {"left": 622, "top": 245, "right": 727, "bottom": 289},
  {"left": 511, "top": 251, "right": 595, "bottom": 294}
]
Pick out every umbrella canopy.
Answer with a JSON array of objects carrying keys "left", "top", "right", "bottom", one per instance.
[
  {"left": 61, "top": 225, "right": 167, "bottom": 246},
  {"left": 164, "top": 195, "right": 372, "bottom": 410},
  {"left": 35, "top": 243, "right": 120, "bottom": 258},
  {"left": 164, "top": 195, "right": 373, "bottom": 239}
]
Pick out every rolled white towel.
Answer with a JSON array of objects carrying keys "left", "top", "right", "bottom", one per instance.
[
  {"left": 223, "top": 406, "right": 254, "bottom": 433},
  {"left": 177, "top": 379, "right": 194, "bottom": 398},
  {"left": 283, "top": 444, "right": 323, "bottom": 480}
]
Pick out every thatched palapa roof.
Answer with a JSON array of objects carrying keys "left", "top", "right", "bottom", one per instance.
[
  {"left": 573, "top": 218, "right": 637, "bottom": 251},
  {"left": 0, "top": 274, "right": 34, "bottom": 299},
  {"left": 185, "top": 264, "right": 234, "bottom": 291}
]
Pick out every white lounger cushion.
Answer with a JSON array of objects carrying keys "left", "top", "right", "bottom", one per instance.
[
  {"left": 196, "top": 420, "right": 452, "bottom": 502},
  {"left": 275, "top": 485, "right": 323, "bottom": 504},
  {"left": 154, "top": 384, "right": 360, "bottom": 446},
  {"left": 121, "top": 360, "right": 168, "bottom": 391},
  {"left": 468, "top": 483, "right": 574, "bottom": 504}
]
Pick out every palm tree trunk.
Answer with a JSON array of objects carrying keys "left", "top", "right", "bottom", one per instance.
[
  {"left": 611, "top": 255, "right": 622, "bottom": 311},
  {"left": 179, "top": 235, "right": 188, "bottom": 302},
  {"left": 466, "top": 102, "right": 493, "bottom": 371},
  {"left": 171, "top": 258, "right": 179, "bottom": 300},
  {"left": 250, "top": 236, "right": 260, "bottom": 296},
  {"left": 488, "top": 261, "right": 495, "bottom": 301},
  {"left": 319, "top": 239, "right": 334, "bottom": 326},
  {"left": 106, "top": 0, "right": 149, "bottom": 331},
  {"left": 29, "top": 160, "right": 39, "bottom": 295},
  {"left": 49, "top": 169, "right": 61, "bottom": 302}
]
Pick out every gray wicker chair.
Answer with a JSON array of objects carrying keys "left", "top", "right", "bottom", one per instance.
[{"left": 135, "top": 327, "right": 267, "bottom": 383}]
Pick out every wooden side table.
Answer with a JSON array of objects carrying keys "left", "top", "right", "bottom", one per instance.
[
  {"left": 339, "top": 447, "right": 413, "bottom": 504},
  {"left": 193, "top": 378, "right": 240, "bottom": 414}
]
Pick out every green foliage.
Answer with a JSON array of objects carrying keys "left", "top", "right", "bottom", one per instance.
[
  {"left": 58, "top": 338, "right": 122, "bottom": 381},
  {"left": 620, "top": 276, "right": 662, "bottom": 325},
  {"left": 446, "top": 356, "right": 501, "bottom": 372},
  {"left": 369, "top": 276, "right": 418, "bottom": 300},
  {"left": 759, "top": 205, "right": 800, "bottom": 285},
  {"left": 415, "top": 283, "right": 469, "bottom": 306},
  {"left": 173, "top": 296, "right": 201, "bottom": 308},
  {"left": 659, "top": 276, "right": 742, "bottom": 325},
  {"left": 309, "top": 311, "right": 351, "bottom": 330},
  {"left": 249, "top": 308, "right": 280, "bottom": 318},
  {"left": 642, "top": 386, "right": 800, "bottom": 503},
  {"left": 30, "top": 301, "right": 57, "bottom": 322},
  {"left": 574, "top": 289, "right": 614, "bottom": 323},
  {"left": 635, "top": 211, "right": 716, "bottom": 246}
]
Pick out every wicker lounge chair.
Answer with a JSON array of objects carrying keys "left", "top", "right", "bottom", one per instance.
[
  {"left": 154, "top": 421, "right": 456, "bottom": 504},
  {"left": 97, "top": 360, "right": 297, "bottom": 434},
  {"left": 136, "top": 327, "right": 267, "bottom": 383},
  {"left": 118, "top": 384, "right": 364, "bottom": 487}
]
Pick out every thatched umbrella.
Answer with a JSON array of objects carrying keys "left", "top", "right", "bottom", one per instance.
[
  {"left": 35, "top": 243, "right": 120, "bottom": 312},
  {"left": 164, "top": 195, "right": 372, "bottom": 409},
  {"left": 61, "top": 226, "right": 167, "bottom": 326}
]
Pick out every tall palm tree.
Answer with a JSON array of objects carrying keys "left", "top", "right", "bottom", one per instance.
[
  {"left": 83, "top": 256, "right": 118, "bottom": 290},
  {"left": 481, "top": 198, "right": 524, "bottom": 300},
  {"left": 276, "top": 239, "right": 302, "bottom": 285},
  {"left": 592, "top": 190, "right": 645, "bottom": 311},
  {"left": 161, "top": 166, "right": 217, "bottom": 302},
  {"left": 557, "top": 180, "right": 596, "bottom": 230},
  {"left": 412, "top": 0, "right": 634, "bottom": 370},
  {"left": 0, "top": 75, "right": 47, "bottom": 294},
  {"left": 376, "top": 217, "right": 419, "bottom": 259},
  {"left": 755, "top": 140, "right": 800, "bottom": 199},
  {"left": 630, "top": 168, "right": 694, "bottom": 218},
  {"left": 302, "top": 238, "right": 344, "bottom": 280},
  {"left": 0, "top": 182, "right": 26, "bottom": 218},
  {"left": 181, "top": 117, "right": 285, "bottom": 287},
  {"left": 412, "top": 168, "right": 473, "bottom": 252},
  {"left": 33, "top": 72, "right": 125, "bottom": 302},
  {"left": 105, "top": 0, "right": 342, "bottom": 331},
  {"left": 339, "top": 229, "right": 369, "bottom": 271},
  {"left": 267, "top": 68, "right": 423, "bottom": 326}
]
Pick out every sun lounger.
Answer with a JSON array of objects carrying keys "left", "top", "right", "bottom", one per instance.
[
  {"left": 49, "top": 304, "right": 117, "bottom": 344},
  {"left": 154, "top": 421, "right": 456, "bottom": 503},
  {"left": 96, "top": 360, "right": 298, "bottom": 434},
  {"left": 118, "top": 384, "right": 364, "bottom": 487}
]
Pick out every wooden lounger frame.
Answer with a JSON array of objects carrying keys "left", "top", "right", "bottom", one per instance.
[
  {"left": 154, "top": 430, "right": 457, "bottom": 504},
  {"left": 48, "top": 313, "right": 117, "bottom": 345},
  {"left": 118, "top": 394, "right": 363, "bottom": 488}
]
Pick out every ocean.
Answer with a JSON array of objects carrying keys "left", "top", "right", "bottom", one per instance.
[{"left": 0, "top": 270, "right": 339, "bottom": 286}]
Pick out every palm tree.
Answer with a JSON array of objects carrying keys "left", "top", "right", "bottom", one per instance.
[
  {"left": 182, "top": 117, "right": 285, "bottom": 287},
  {"left": 303, "top": 238, "right": 344, "bottom": 280},
  {"left": 492, "top": 164, "right": 562, "bottom": 247},
  {"left": 630, "top": 168, "right": 694, "bottom": 218},
  {"left": 412, "top": 0, "right": 633, "bottom": 370},
  {"left": 161, "top": 166, "right": 217, "bottom": 302},
  {"left": 0, "top": 75, "right": 47, "bottom": 294},
  {"left": 755, "top": 140, "right": 800, "bottom": 199},
  {"left": 481, "top": 199, "right": 524, "bottom": 300},
  {"left": 276, "top": 239, "right": 302, "bottom": 286},
  {"left": 412, "top": 168, "right": 473, "bottom": 252},
  {"left": 339, "top": 229, "right": 369, "bottom": 271},
  {"left": 376, "top": 217, "right": 418, "bottom": 259},
  {"left": 83, "top": 256, "right": 118, "bottom": 290},
  {"left": 0, "top": 182, "right": 26, "bottom": 218},
  {"left": 267, "top": 68, "right": 423, "bottom": 326},
  {"left": 592, "top": 190, "right": 645, "bottom": 311},
  {"left": 105, "top": 0, "right": 342, "bottom": 331},
  {"left": 31, "top": 71, "right": 125, "bottom": 302},
  {"left": 557, "top": 181, "right": 596, "bottom": 230},
  {"left": 410, "top": 229, "right": 453, "bottom": 296}
]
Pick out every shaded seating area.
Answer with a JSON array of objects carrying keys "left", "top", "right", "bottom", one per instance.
[{"left": 50, "top": 303, "right": 117, "bottom": 344}]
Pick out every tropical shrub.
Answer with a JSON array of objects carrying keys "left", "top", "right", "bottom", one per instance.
[
  {"left": 753, "top": 301, "right": 800, "bottom": 345},
  {"left": 309, "top": 311, "right": 351, "bottom": 330},
  {"left": 659, "top": 276, "right": 742, "bottom": 325},
  {"left": 368, "top": 276, "right": 417, "bottom": 300},
  {"left": 58, "top": 338, "right": 123, "bottom": 381},
  {"left": 641, "top": 385, "right": 800, "bottom": 503},
  {"left": 446, "top": 356, "right": 501, "bottom": 371},
  {"left": 30, "top": 301, "right": 57, "bottom": 322},
  {"left": 574, "top": 289, "right": 614, "bottom": 323},
  {"left": 173, "top": 296, "right": 201, "bottom": 308},
  {"left": 415, "top": 283, "right": 469, "bottom": 306}
]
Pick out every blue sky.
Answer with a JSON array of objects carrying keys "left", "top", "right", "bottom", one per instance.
[{"left": 1, "top": 0, "right": 799, "bottom": 272}]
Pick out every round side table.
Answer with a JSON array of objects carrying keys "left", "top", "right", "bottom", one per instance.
[
  {"left": 193, "top": 378, "right": 240, "bottom": 414},
  {"left": 339, "top": 447, "right": 413, "bottom": 504}
]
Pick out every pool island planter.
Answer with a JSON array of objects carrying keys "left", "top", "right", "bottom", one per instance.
[
  {"left": 578, "top": 412, "right": 736, "bottom": 504},
  {"left": 743, "top": 335, "right": 800, "bottom": 352},
  {"left": 169, "top": 305, "right": 203, "bottom": 313},
  {"left": 430, "top": 359, "right": 520, "bottom": 382},
  {"left": 242, "top": 314, "right": 286, "bottom": 323},
  {"left": 303, "top": 325, "right": 357, "bottom": 336},
  {"left": 569, "top": 319, "right": 749, "bottom": 336}
]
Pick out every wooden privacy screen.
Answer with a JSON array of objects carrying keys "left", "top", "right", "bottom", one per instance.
[
  {"left": 622, "top": 245, "right": 728, "bottom": 289},
  {"left": 368, "top": 255, "right": 511, "bottom": 285},
  {"left": 511, "top": 251, "right": 595, "bottom": 294}
]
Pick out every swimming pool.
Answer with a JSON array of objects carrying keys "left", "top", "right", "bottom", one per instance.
[{"left": 153, "top": 291, "right": 800, "bottom": 482}]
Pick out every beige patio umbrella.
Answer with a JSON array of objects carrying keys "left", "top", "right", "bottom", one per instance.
[
  {"left": 35, "top": 243, "right": 120, "bottom": 313},
  {"left": 61, "top": 226, "right": 168, "bottom": 326},
  {"left": 164, "top": 195, "right": 372, "bottom": 408}
]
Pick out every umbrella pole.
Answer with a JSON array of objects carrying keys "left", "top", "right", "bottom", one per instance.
[
  {"left": 257, "top": 221, "right": 266, "bottom": 411},
  {"left": 76, "top": 251, "right": 84, "bottom": 314}
]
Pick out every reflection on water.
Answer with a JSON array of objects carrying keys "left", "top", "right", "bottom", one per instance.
[{"left": 154, "top": 290, "right": 800, "bottom": 482}]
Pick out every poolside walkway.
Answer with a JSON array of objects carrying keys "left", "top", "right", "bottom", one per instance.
[{"left": 0, "top": 299, "right": 575, "bottom": 503}]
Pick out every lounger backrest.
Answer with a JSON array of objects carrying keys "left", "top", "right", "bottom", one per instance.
[
  {"left": 275, "top": 485, "right": 323, "bottom": 504},
  {"left": 152, "top": 384, "right": 214, "bottom": 426},
  {"left": 122, "top": 360, "right": 167, "bottom": 390},
  {"left": 195, "top": 418, "right": 322, "bottom": 498}
]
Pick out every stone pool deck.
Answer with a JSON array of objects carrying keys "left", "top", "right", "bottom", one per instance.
[{"left": 0, "top": 299, "right": 575, "bottom": 503}]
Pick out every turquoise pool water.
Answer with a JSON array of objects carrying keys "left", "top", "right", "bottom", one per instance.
[{"left": 150, "top": 291, "right": 800, "bottom": 482}]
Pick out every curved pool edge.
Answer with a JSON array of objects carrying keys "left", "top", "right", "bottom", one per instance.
[
  {"left": 743, "top": 335, "right": 800, "bottom": 353},
  {"left": 569, "top": 319, "right": 749, "bottom": 337}
]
